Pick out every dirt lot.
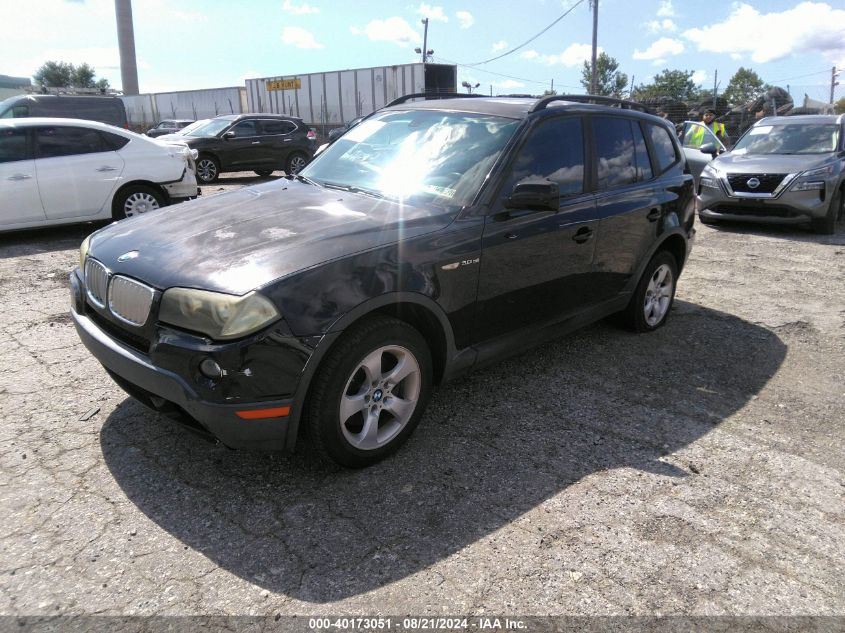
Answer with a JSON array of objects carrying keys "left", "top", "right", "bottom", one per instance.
[{"left": 0, "top": 174, "right": 843, "bottom": 618}]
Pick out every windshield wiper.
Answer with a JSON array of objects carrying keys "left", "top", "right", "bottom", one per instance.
[
  {"left": 291, "top": 173, "right": 321, "bottom": 187},
  {"left": 321, "top": 181, "right": 384, "bottom": 199}
]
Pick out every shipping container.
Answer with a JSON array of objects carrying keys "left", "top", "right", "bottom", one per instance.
[
  {"left": 245, "top": 63, "right": 457, "bottom": 130},
  {"left": 121, "top": 87, "right": 247, "bottom": 127}
]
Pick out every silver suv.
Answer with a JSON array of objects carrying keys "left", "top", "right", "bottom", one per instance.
[{"left": 696, "top": 115, "right": 844, "bottom": 234}]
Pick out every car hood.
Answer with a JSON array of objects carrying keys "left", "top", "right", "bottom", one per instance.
[
  {"left": 87, "top": 179, "right": 456, "bottom": 295},
  {"left": 713, "top": 152, "right": 837, "bottom": 174}
]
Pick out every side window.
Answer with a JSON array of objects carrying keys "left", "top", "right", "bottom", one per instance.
[
  {"left": 100, "top": 130, "right": 130, "bottom": 151},
  {"left": 35, "top": 126, "right": 111, "bottom": 159},
  {"left": 229, "top": 120, "right": 258, "bottom": 137},
  {"left": 647, "top": 123, "right": 679, "bottom": 174},
  {"left": 0, "top": 128, "right": 28, "bottom": 163},
  {"left": 502, "top": 116, "right": 585, "bottom": 199},
  {"left": 593, "top": 116, "right": 637, "bottom": 189},
  {"left": 632, "top": 122, "right": 653, "bottom": 181},
  {"left": 260, "top": 120, "right": 296, "bottom": 135},
  {"left": 1, "top": 105, "right": 29, "bottom": 119}
]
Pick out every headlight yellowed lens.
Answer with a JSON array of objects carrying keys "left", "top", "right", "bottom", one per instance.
[
  {"left": 159, "top": 288, "right": 280, "bottom": 340},
  {"left": 79, "top": 235, "right": 91, "bottom": 270}
]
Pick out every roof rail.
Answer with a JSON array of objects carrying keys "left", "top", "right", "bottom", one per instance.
[
  {"left": 384, "top": 92, "right": 486, "bottom": 108},
  {"left": 530, "top": 94, "right": 653, "bottom": 114}
]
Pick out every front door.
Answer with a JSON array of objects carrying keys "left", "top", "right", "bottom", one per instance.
[
  {"left": 475, "top": 115, "right": 599, "bottom": 343},
  {"left": 222, "top": 119, "right": 270, "bottom": 169},
  {"left": 0, "top": 127, "right": 44, "bottom": 227}
]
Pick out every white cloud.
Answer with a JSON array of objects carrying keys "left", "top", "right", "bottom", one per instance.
[
  {"left": 358, "top": 17, "right": 421, "bottom": 48},
  {"left": 281, "top": 26, "right": 323, "bottom": 49},
  {"left": 522, "top": 43, "right": 598, "bottom": 67},
  {"left": 683, "top": 2, "right": 845, "bottom": 64},
  {"left": 491, "top": 40, "right": 508, "bottom": 52},
  {"left": 647, "top": 18, "right": 677, "bottom": 33},
  {"left": 456, "top": 11, "right": 474, "bottom": 29},
  {"left": 633, "top": 37, "right": 684, "bottom": 63},
  {"left": 656, "top": 0, "right": 675, "bottom": 18},
  {"left": 691, "top": 69, "right": 707, "bottom": 85},
  {"left": 493, "top": 79, "right": 526, "bottom": 90},
  {"left": 417, "top": 3, "right": 448, "bottom": 22},
  {"left": 282, "top": 0, "right": 319, "bottom": 15}
]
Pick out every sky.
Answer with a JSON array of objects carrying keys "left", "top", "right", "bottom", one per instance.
[{"left": 2, "top": 0, "right": 845, "bottom": 102}]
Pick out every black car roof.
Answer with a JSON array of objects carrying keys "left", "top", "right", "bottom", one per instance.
[{"left": 216, "top": 113, "right": 303, "bottom": 122}]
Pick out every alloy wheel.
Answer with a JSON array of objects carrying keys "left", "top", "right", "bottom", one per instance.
[
  {"left": 643, "top": 263, "right": 674, "bottom": 327},
  {"left": 197, "top": 159, "right": 217, "bottom": 182}
]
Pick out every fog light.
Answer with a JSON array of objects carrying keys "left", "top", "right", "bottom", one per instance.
[{"left": 199, "top": 358, "right": 224, "bottom": 379}]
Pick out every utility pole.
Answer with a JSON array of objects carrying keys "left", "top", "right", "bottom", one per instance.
[
  {"left": 114, "top": 0, "right": 139, "bottom": 95},
  {"left": 712, "top": 69, "right": 718, "bottom": 111},
  {"left": 589, "top": 0, "right": 599, "bottom": 95},
  {"left": 551, "top": 78, "right": 554, "bottom": 94},
  {"left": 831, "top": 66, "right": 840, "bottom": 104},
  {"left": 421, "top": 18, "right": 429, "bottom": 63}
]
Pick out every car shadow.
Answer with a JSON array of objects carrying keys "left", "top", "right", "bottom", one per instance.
[
  {"left": 700, "top": 218, "right": 845, "bottom": 245},
  {"left": 99, "top": 301, "right": 785, "bottom": 603},
  {"left": 0, "top": 224, "right": 100, "bottom": 259}
]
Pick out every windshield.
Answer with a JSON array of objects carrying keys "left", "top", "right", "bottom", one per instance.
[
  {"left": 177, "top": 119, "right": 210, "bottom": 135},
  {"left": 301, "top": 110, "right": 520, "bottom": 208},
  {"left": 732, "top": 123, "right": 840, "bottom": 155},
  {"left": 183, "top": 118, "right": 233, "bottom": 137}
]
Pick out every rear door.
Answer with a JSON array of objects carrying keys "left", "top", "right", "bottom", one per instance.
[
  {"left": 475, "top": 115, "right": 599, "bottom": 343},
  {"left": 33, "top": 125, "right": 125, "bottom": 220},
  {"left": 0, "top": 127, "right": 45, "bottom": 226},
  {"left": 258, "top": 119, "right": 299, "bottom": 167}
]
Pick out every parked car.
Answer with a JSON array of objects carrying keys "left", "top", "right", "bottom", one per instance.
[
  {"left": 70, "top": 94, "right": 695, "bottom": 467},
  {"left": 0, "top": 95, "right": 128, "bottom": 128},
  {"left": 0, "top": 118, "right": 198, "bottom": 232},
  {"left": 155, "top": 119, "right": 210, "bottom": 140},
  {"left": 680, "top": 120, "right": 728, "bottom": 183},
  {"left": 327, "top": 115, "right": 365, "bottom": 143},
  {"left": 697, "top": 115, "right": 844, "bottom": 234},
  {"left": 145, "top": 119, "right": 194, "bottom": 138},
  {"left": 173, "top": 113, "right": 317, "bottom": 183}
]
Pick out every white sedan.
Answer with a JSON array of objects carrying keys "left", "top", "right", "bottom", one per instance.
[{"left": 0, "top": 118, "right": 198, "bottom": 232}]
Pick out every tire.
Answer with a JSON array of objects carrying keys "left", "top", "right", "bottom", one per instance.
[
  {"left": 811, "top": 188, "right": 842, "bottom": 235},
  {"left": 305, "top": 316, "right": 433, "bottom": 468},
  {"left": 698, "top": 213, "right": 719, "bottom": 225},
  {"left": 195, "top": 155, "right": 220, "bottom": 184},
  {"left": 111, "top": 184, "right": 165, "bottom": 221},
  {"left": 285, "top": 152, "right": 308, "bottom": 175},
  {"left": 254, "top": 169, "right": 274, "bottom": 177},
  {"left": 620, "top": 251, "right": 679, "bottom": 333}
]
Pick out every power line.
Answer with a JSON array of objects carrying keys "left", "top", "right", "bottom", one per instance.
[
  {"left": 768, "top": 69, "right": 831, "bottom": 84},
  {"left": 464, "top": 0, "right": 586, "bottom": 66},
  {"left": 433, "top": 56, "right": 581, "bottom": 90}
]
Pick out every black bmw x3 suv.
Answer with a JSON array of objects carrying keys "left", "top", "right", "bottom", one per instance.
[{"left": 71, "top": 94, "right": 695, "bottom": 467}]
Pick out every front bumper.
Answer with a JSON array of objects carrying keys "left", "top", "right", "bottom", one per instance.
[
  {"left": 697, "top": 180, "right": 831, "bottom": 225},
  {"left": 70, "top": 270, "right": 307, "bottom": 451}
]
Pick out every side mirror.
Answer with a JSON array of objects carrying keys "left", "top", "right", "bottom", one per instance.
[
  {"left": 505, "top": 180, "right": 560, "bottom": 211},
  {"left": 223, "top": 130, "right": 236, "bottom": 139},
  {"left": 700, "top": 142, "right": 719, "bottom": 157}
]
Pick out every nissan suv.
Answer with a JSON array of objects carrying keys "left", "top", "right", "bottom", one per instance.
[
  {"left": 697, "top": 115, "right": 845, "bottom": 234},
  {"left": 175, "top": 113, "right": 317, "bottom": 182},
  {"left": 71, "top": 94, "right": 695, "bottom": 467}
]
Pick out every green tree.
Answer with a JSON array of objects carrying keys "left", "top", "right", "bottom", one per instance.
[
  {"left": 633, "top": 69, "right": 700, "bottom": 102},
  {"left": 581, "top": 52, "right": 629, "bottom": 97},
  {"left": 723, "top": 67, "right": 768, "bottom": 106},
  {"left": 95, "top": 77, "right": 111, "bottom": 92},
  {"left": 71, "top": 63, "right": 97, "bottom": 89},
  {"left": 33, "top": 61, "right": 74, "bottom": 87},
  {"left": 835, "top": 97, "right": 845, "bottom": 115}
]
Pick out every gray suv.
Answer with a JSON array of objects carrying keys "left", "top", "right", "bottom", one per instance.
[{"left": 696, "top": 115, "right": 844, "bottom": 234}]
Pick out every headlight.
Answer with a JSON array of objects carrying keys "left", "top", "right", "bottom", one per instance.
[
  {"left": 699, "top": 177, "right": 721, "bottom": 190},
  {"left": 79, "top": 235, "right": 91, "bottom": 270},
  {"left": 798, "top": 164, "right": 836, "bottom": 179},
  {"left": 159, "top": 288, "right": 280, "bottom": 340}
]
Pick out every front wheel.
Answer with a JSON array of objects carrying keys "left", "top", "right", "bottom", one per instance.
[
  {"left": 306, "top": 316, "right": 433, "bottom": 468},
  {"left": 254, "top": 169, "right": 274, "bottom": 177},
  {"left": 620, "top": 251, "right": 678, "bottom": 333},
  {"left": 285, "top": 151, "right": 308, "bottom": 175},
  {"left": 811, "top": 189, "right": 842, "bottom": 235},
  {"left": 112, "top": 185, "right": 165, "bottom": 221}
]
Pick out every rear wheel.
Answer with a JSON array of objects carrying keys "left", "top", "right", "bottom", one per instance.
[
  {"left": 196, "top": 155, "right": 220, "bottom": 184},
  {"left": 285, "top": 152, "right": 308, "bottom": 175},
  {"left": 306, "top": 316, "right": 432, "bottom": 468},
  {"left": 254, "top": 169, "right": 274, "bottom": 177},
  {"left": 620, "top": 251, "right": 678, "bottom": 333},
  {"left": 811, "top": 188, "right": 842, "bottom": 235},
  {"left": 112, "top": 185, "right": 165, "bottom": 221}
]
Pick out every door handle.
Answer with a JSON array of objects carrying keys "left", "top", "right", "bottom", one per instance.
[
  {"left": 7, "top": 174, "right": 32, "bottom": 181},
  {"left": 647, "top": 208, "right": 662, "bottom": 222},
  {"left": 251, "top": 141, "right": 261, "bottom": 145},
  {"left": 504, "top": 233, "right": 519, "bottom": 240},
  {"left": 572, "top": 227, "right": 594, "bottom": 244},
  {"left": 96, "top": 166, "right": 117, "bottom": 172}
]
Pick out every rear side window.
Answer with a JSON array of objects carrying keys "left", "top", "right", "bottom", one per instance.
[
  {"left": 35, "top": 126, "right": 113, "bottom": 158},
  {"left": 593, "top": 116, "right": 637, "bottom": 189},
  {"left": 260, "top": 120, "right": 297, "bottom": 135},
  {"left": 0, "top": 128, "right": 28, "bottom": 163},
  {"left": 633, "top": 123, "right": 653, "bottom": 181},
  {"left": 503, "top": 116, "right": 585, "bottom": 198},
  {"left": 1, "top": 105, "right": 29, "bottom": 119},
  {"left": 647, "top": 123, "right": 679, "bottom": 173},
  {"left": 100, "top": 130, "right": 130, "bottom": 150}
]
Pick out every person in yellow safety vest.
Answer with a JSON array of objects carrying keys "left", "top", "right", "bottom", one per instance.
[{"left": 687, "top": 108, "right": 727, "bottom": 146}]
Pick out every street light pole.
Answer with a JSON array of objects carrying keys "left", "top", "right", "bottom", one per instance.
[{"left": 421, "top": 18, "right": 429, "bottom": 63}]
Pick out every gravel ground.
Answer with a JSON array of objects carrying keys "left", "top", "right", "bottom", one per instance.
[{"left": 0, "top": 173, "right": 843, "bottom": 618}]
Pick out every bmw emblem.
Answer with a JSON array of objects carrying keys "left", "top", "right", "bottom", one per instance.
[
  {"left": 117, "top": 250, "right": 140, "bottom": 262},
  {"left": 373, "top": 389, "right": 383, "bottom": 402},
  {"left": 746, "top": 177, "right": 761, "bottom": 189}
]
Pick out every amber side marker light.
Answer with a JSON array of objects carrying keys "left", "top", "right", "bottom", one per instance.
[{"left": 236, "top": 406, "right": 291, "bottom": 420}]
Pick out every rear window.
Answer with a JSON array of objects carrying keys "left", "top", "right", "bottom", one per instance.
[
  {"left": 593, "top": 116, "right": 637, "bottom": 189},
  {"left": 647, "top": 123, "right": 679, "bottom": 173},
  {"left": 0, "top": 128, "right": 28, "bottom": 163}
]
